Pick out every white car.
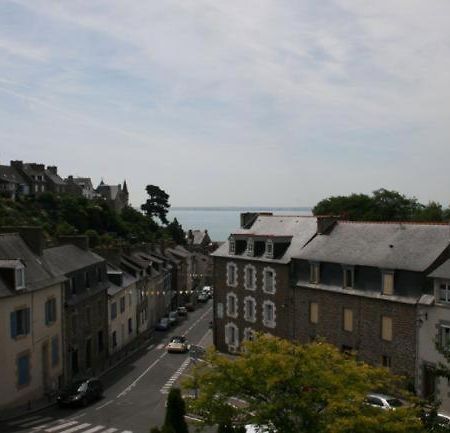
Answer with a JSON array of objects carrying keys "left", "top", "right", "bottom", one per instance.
[
  {"left": 366, "top": 393, "right": 404, "bottom": 410},
  {"left": 167, "top": 336, "right": 189, "bottom": 353}
]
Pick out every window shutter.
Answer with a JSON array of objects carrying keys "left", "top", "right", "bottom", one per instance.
[
  {"left": 18, "top": 355, "right": 29, "bottom": 385},
  {"left": 45, "top": 301, "right": 49, "bottom": 325},
  {"left": 25, "top": 308, "right": 31, "bottom": 334},
  {"left": 10, "top": 311, "right": 17, "bottom": 338}
]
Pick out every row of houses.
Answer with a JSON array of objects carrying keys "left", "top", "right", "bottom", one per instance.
[
  {"left": 0, "top": 160, "right": 129, "bottom": 211},
  {"left": 212, "top": 213, "right": 450, "bottom": 413},
  {"left": 0, "top": 226, "right": 213, "bottom": 412}
]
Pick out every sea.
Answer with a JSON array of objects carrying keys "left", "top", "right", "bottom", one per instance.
[{"left": 167, "top": 207, "right": 312, "bottom": 242}]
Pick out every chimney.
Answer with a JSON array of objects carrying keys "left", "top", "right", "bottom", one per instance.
[
  {"left": 58, "top": 235, "right": 90, "bottom": 251},
  {"left": 0, "top": 226, "right": 45, "bottom": 256},
  {"left": 11, "top": 160, "right": 23, "bottom": 169},
  {"left": 47, "top": 166, "right": 58, "bottom": 175},
  {"left": 67, "top": 175, "right": 73, "bottom": 181},
  {"left": 317, "top": 216, "right": 338, "bottom": 235}
]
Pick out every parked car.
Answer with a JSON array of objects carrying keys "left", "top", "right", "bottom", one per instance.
[
  {"left": 197, "top": 292, "right": 209, "bottom": 303},
  {"left": 365, "top": 393, "right": 404, "bottom": 410},
  {"left": 202, "top": 286, "right": 212, "bottom": 298},
  {"left": 57, "top": 378, "right": 103, "bottom": 407},
  {"left": 422, "top": 411, "right": 450, "bottom": 430},
  {"left": 168, "top": 311, "right": 178, "bottom": 326},
  {"left": 167, "top": 336, "right": 189, "bottom": 353},
  {"left": 177, "top": 306, "right": 188, "bottom": 316},
  {"left": 185, "top": 302, "right": 194, "bottom": 311},
  {"left": 155, "top": 317, "right": 170, "bottom": 331}
]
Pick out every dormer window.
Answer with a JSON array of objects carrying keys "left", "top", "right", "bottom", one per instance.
[
  {"left": 382, "top": 271, "right": 394, "bottom": 295},
  {"left": 343, "top": 266, "right": 354, "bottom": 289},
  {"left": 265, "top": 239, "right": 274, "bottom": 259},
  {"left": 246, "top": 238, "right": 254, "bottom": 257},
  {"left": 310, "top": 263, "right": 320, "bottom": 284},
  {"left": 229, "top": 237, "right": 236, "bottom": 254},
  {"left": 15, "top": 266, "right": 25, "bottom": 290}
]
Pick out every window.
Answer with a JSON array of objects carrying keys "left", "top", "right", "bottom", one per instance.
[
  {"left": 45, "top": 298, "right": 57, "bottom": 325},
  {"left": 263, "top": 267, "right": 276, "bottom": 294},
  {"left": 343, "top": 308, "right": 353, "bottom": 332},
  {"left": 262, "top": 300, "right": 276, "bottom": 328},
  {"left": 229, "top": 238, "right": 235, "bottom": 254},
  {"left": 86, "top": 307, "right": 91, "bottom": 327},
  {"left": 226, "top": 293, "right": 238, "bottom": 318},
  {"left": 71, "top": 314, "right": 77, "bottom": 335},
  {"left": 217, "top": 303, "right": 224, "bottom": 319},
  {"left": 244, "top": 265, "right": 256, "bottom": 290},
  {"left": 309, "top": 302, "right": 319, "bottom": 324},
  {"left": 381, "top": 316, "right": 393, "bottom": 341},
  {"left": 51, "top": 335, "right": 59, "bottom": 367},
  {"left": 120, "top": 296, "right": 125, "bottom": 313},
  {"left": 244, "top": 296, "right": 256, "bottom": 323},
  {"left": 98, "top": 330, "right": 104, "bottom": 353},
  {"left": 225, "top": 322, "right": 239, "bottom": 347},
  {"left": 111, "top": 302, "right": 117, "bottom": 320},
  {"left": 97, "top": 267, "right": 102, "bottom": 282},
  {"left": 98, "top": 299, "right": 103, "bottom": 316},
  {"left": 382, "top": 272, "right": 394, "bottom": 295},
  {"left": 226, "top": 263, "right": 238, "bottom": 287},
  {"left": 85, "top": 271, "right": 90, "bottom": 288},
  {"left": 17, "top": 354, "right": 30, "bottom": 386},
  {"left": 243, "top": 328, "right": 254, "bottom": 341},
  {"left": 70, "top": 277, "right": 76, "bottom": 296},
  {"left": 112, "top": 331, "right": 117, "bottom": 348},
  {"left": 440, "top": 325, "right": 450, "bottom": 349},
  {"left": 439, "top": 282, "right": 450, "bottom": 303},
  {"left": 382, "top": 355, "right": 392, "bottom": 368},
  {"left": 128, "top": 293, "right": 132, "bottom": 307},
  {"left": 128, "top": 318, "right": 133, "bottom": 334},
  {"left": 265, "top": 240, "right": 273, "bottom": 258},
  {"left": 310, "top": 263, "right": 320, "bottom": 284},
  {"left": 246, "top": 238, "right": 254, "bottom": 256},
  {"left": 343, "top": 267, "right": 354, "bottom": 288},
  {"left": 15, "top": 267, "right": 25, "bottom": 289},
  {"left": 10, "top": 308, "right": 31, "bottom": 338}
]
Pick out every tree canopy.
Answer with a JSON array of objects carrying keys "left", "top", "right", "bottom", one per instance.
[
  {"left": 184, "top": 335, "right": 424, "bottom": 433},
  {"left": 141, "top": 184, "right": 171, "bottom": 225},
  {"left": 313, "top": 188, "right": 450, "bottom": 222}
]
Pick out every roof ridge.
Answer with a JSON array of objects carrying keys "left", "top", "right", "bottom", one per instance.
[{"left": 340, "top": 220, "right": 449, "bottom": 226}]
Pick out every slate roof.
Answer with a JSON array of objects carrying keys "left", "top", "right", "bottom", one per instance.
[
  {"left": 45, "top": 170, "right": 65, "bottom": 185},
  {"left": 107, "top": 264, "right": 137, "bottom": 296},
  {"left": 43, "top": 244, "right": 104, "bottom": 275},
  {"left": 212, "top": 215, "right": 318, "bottom": 264},
  {"left": 0, "top": 165, "right": 25, "bottom": 184},
  {"left": 429, "top": 259, "right": 450, "bottom": 279},
  {"left": 294, "top": 221, "right": 449, "bottom": 272},
  {"left": 190, "top": 230, "right": 207, "bottom": 245},
  {"left": 97, "top": 184, "right": 120, "bottom": 200},
  {"left": 0, "top": 233, "right": 65, "bottom": 297}
]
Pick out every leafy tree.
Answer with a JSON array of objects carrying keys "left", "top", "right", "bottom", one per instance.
[
  {"left": 166, "top": 218, "right": 186, "bottom": 245},
  {"left": 163, "top": 388, "right": 189, "bottom": 433},
  {"left": 141, "top": 185, "right": 170, "bottom": 225},
  {"left": 184, "top": 335, "right": 423, "bottom": 433}
]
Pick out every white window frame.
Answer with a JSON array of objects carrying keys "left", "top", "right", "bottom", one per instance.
[
  {"left": 262, "top": 300, "right": 276, "bottom": 328},
  {"left": 226, "top": 292, "right": 238, "bottom": 318},
  {"left": 244, "top": 264, "right": 256, "bottom": 291},
  {"left": 246, "top": 238, "right": 254, "bottom": 257},
  {"left": 343, "top": 266, "right": 354, "bottom": 289},
  {"left": 265, "top": 239, "right": 274, "bottom": 259},
  {"left": 438, "top": 281, "right": 450, "bottom": 304},
  {"left": 263, "top": 267, "right": 276, "bottom": 294},
  {"left": 226, "top": 262, "right": 238, "bottom": 288},
  {"left": 225, "top": 322, "right": 239, "bottom": 348},
  {"left": 15, "top": 265, "right": 25, "bottom": 290},
  {"left": 310, "top": 262, "right": 320, "bottom": 284},
  {"left": 229, "top": 237, "right": 236, "bottom": 254},
  {"left": 382, "top": 271, "right": 394, "bottom": 295},
  {"left": 244, "top": 296, "right": 257, "bottom": 323}
]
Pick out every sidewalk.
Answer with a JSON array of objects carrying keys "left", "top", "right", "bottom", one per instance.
[{"left": 0, "top": 329, "right": 155, "bottom": 423}]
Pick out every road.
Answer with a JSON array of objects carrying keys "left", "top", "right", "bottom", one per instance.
[{"left": 1, "top": 301, "right": 213, "bottom": 433}]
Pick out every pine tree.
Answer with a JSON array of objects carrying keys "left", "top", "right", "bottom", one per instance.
[{"left": 163, "top": 388, "right": 189, "bottom": 433}]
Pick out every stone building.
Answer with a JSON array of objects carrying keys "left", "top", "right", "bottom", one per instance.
[
  {"left": 65, "top": 176, "right": 96, "bottom": 199},
  {"left": 0, "top": 165, "right": 28, "bottom": 198},
  {"left": 96, "top": 180, "right": 129, "bottom": 212}
]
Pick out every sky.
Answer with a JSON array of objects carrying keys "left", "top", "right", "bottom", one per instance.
[{"left": 0, "top": 1, "right": 449, "bottom": 208}]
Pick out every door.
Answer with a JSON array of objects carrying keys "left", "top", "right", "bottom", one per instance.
[
  {"left": 423, "top": 364, "right": 436, "bottom": 400},
  {"left": 42, "top": 341, "right": 49, "bottom": 390}
]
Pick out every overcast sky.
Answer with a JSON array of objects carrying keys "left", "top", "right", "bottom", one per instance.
[{"left": 0, "top": 1, "right": 449, "bottom": 207}]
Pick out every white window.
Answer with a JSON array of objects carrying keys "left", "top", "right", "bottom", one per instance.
[
  {"left": 262, "top": 300, "right": 276, "bottom": 328},
  {"left": 243, "top": 327, "right": 255, "bottom": 342},
  {"left": 15, "top": 266, "right": 25, "bottom": 289},
  {"left": 244, "top": 296, "right": 256, "bottom": 323},
  {"left": 225, "top": 322, "right": 239, "bottom": 348},
  {"left": 310, "top": 263, "right": 320, "bottom": 284},
  {"left": 244, "top": 264, "right": 256, "bottom": 291},
  {"left": 265, "top": 239, "right": 274, "bottom": 258},
  {"left": 343, "top": 308, "right": 353, "bottom": 332},
  {"left": 310, "top": 302, "right": 319, "bottom": 324},
  {"left": 263, "top": 267, "right": 276, "bottom": 294},
  {"left": 246, "top": 238, "right": 254, "bottom": 256},
  {"left": 226, "top": 262, "right": 238, "bottom": 287},
  {"left": 226, "top": 292, "right": 238, "bottom": 318},
  {"left": 440, "top": 325, "right": 450, "bottom": 349},
  {"left": 439, "top": 282, "right": 450, "bottom": 303},
  {"left": 229, "top": 237, "right": 235, "bottom": 254},
  {"left": 382, "top": 272, "right": 394, "bottom": 295}
]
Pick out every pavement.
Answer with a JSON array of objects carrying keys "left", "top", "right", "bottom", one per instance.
[{"left": 0, "top": 301, "right": 214, "bottom": 433}]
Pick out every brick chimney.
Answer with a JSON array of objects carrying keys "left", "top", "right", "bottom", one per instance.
[
  {"left": 0, "top": 226, "right": 45, "bottom": 256},
  {"left": 47, "top": 166, "right": 58, "bottom": 175}
]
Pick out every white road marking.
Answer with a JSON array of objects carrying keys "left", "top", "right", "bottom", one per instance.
[
  {"left": 78, "top": 426, "right": 105, "bottom": 433},
  {"left": 45, "top": 421, "right": 78, "bottom": 432},
  {"left": 57, "top": 423, "right": 91, "bottom": 433},
  {"left": 160, "top": 357, "right": 191, "bottom": 394},
  {"left": 9, "top": 415, "right": 41, "bottom": 425},
  {"left": 95, "top": 400, "right": 114, "bottom": 410},
  {"left": 68, "top": 412, "right": 86, "bottom": 420},
  {"left": 21, "top": 416, "right": 53, "bottom": 427},
  {"left": 147, "top": 344, "right": 155, "bottom": 350}
]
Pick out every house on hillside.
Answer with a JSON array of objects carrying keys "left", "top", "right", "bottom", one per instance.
[
  {"left": 96, "top": 180, "right": 129, "bottom": 212},
  {"left": 65, "top": 176, "right": 96, "bottom": 199},
  {"left": 0, "top": 164, "right": 28, "bottom": 198}
]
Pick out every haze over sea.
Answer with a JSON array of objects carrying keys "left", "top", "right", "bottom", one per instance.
[{"left": 168, "top": 207, "right": 312, "bottom": 242}]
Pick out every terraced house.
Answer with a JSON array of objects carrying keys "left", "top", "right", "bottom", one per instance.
[{"left": 0, "top": 228, "right": 65, "bottom": 410}]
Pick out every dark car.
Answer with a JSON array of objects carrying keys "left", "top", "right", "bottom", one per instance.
[
  {"left": 57, "top": 378, "right": 103, "bottom": 407},
  {"left": 155, "top": 317, "right": 170, "bottom": 331}
]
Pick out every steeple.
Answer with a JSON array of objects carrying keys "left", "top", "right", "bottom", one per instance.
[{"left": 122, "top": 180, "right": 128, "bottom": 195}]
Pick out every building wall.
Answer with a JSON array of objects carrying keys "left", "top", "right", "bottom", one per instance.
[
  {"left": 293, "top": 285, "right": 417, "bottom": 378},
  {"left": 213, "top": 256, "right": 291, "bottom": 353},
  {"left": 0, "top": 282, "right": 64, "bottom": 409}
]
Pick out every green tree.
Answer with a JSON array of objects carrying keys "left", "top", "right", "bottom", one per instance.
[
  {"left": 141, "top": 185, "right": 170, "bottom": 225},
  {"left": 166, "top": 218, "right": 186, "bottom": 245},
  {"left": 184, "top": 335, "right": 423, "bottom": 433},
  {"left": 163, "top": 388, "right": 189, "bottom": 433}
]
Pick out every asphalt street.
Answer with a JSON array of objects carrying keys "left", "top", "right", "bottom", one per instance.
[{"left": 1, "top": 301, "right": 213, "bottom": 433}]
